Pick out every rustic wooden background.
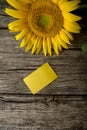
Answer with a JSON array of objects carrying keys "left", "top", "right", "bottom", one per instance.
[{"left": 0, "top": 1, "right": 87, "bottom": 130}]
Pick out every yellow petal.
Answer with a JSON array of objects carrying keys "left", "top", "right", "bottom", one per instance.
[
  {"left": 31, "top": 34, "right": 37, "bottom": 44},
  {"left": 8, "top": 20, "right": 27, "bottom": 32},
  {"left": 5, "top": 8, "right": 26, "bottom": 18},
  {"left": 25, "top": 41, "right": 33, "bottom": 52},
  {"left": 64, "top": 21, "right": 81, "bottom": 33},
  {"left": 32, "top": 37, "right": 38, "bottom": 54},
  {"left": 59, "top": 0, "right": 81, "bottom": 12},
  {"left": 47, "top": 37, "right": 52, "bottom": 56},
  {"left": 26, "top": 34, "right": 36, "bottom": 52},
  {"left": 8, "top": 20, "right": 25, "bottom": 27},
  {"left": 6, "top": 0, "right": 28, "bottom": 11},
  {"left": 74, "top": 22, "right": 81, "bottom": 30},
  {"left": 8, "top": 25, "right": 21, "bottom": 32},
  {"left": 8, "top": 20, "right": 28, "bottom": 32},
  {"left": 55, "top": 35, "right": 62, "bottom": 51},
  {"left": 56, "top": 34, "right": 68, "bottom": 49},
  {"left": 20, "top": 33, "right": 31, "bottom": 47},
  {"left": 36, "top": 38, "right": 42, "bottom": 54},
  {"left": 62, "top": 29, "right": 74, "bottom": 41},
  {"left": 63, "top": 12, "right": 82, "bottom": 22},
  {"left": 15, "top": 27, "right": 29, "bottom": 40},
  {"left": 60, "top": 29, "right": 71, "bottom": 44},
  {"left": 51, "top": 37, "right": 59, "bottom": 55},
  {"left": 20, "top": 36, "right": 28, "bottom": 48},
  {"left": 43, "top": 38, "right": 47, "bottom": 56}
]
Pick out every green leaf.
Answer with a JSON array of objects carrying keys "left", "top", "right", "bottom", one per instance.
[{"left": 81, "top": 44, "right": 87, "bottom": 52}]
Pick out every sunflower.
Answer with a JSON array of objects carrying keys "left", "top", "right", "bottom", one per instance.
[{"left": 5, "top": 0, "right": 81, "bottom": 56}]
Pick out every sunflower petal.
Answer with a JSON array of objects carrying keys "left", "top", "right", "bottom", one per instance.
[
  {"left": 56, "top": 35, "right": 69, "bottom": 49},
  {"left": 47, "top": 37, "right": 52, "bottom": 56},
  {"left": 8, "top": 21, "right": 28, "bottom": 32},
  {"left": 8, "top": 20, "right": 27, "bottom": 32},
  {"left": 32, "top": 37, "right": 38, "bottom": 54},
  {"left": 8, "top": 25, "right": 21, "bottom": 32},
  {"left": 64, "top": 21, "right": 81, "bottom": 33},
  {"left": 36, "top": 38, "right": 42, "bottom": 54},
  {"left": 60, "top": 29, "right": 71, "bottom": 44},
  {"left": 55, "top": 35, "right": 62, "bottom": 51},
  {"left": 25, "top": 34, "right": 35, "bottom": 52},
  {"left": 51, "top": 37, "right": 59, "bottom": 55},
  {"left": 63, "top": 12, "right": 82, "bottom": 22},
  {"left": 43, "top": 38, "right": 47, "bottom": 56},
  {"left": 15, "top": 27, "right": 29, "bottom": 40},
  {"left": 20, "top": 36, "right": 28, "bottom": 48},
  {"left": 6, "top": 0, "right": 28, "bottom": 11},
  {"left": 62, "top": 29, "right": 74, "bottom": 41},
  {"left": 59, "top": 0, "right": 81, "bottom": 12},
  {"left": 8, "top": 20, "right": 25, "bottom": 27},
  {"left": 25, "top": 41, "right": 33, "bottom": 52},
  {"left": 20, "top": 33, "right": 31, "bottom": 47},
  {"left": 5, "top": 8, "right": 26, "bottom": 18}
]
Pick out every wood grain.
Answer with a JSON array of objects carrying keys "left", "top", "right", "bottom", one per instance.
[
  {"left": 0, "top": 30, "right": 87, "bottom": 94},
  {"left": 0, "top": 95, "right": 87, "bottom": 130},
  {"left": 0, "top": 1, "right": 87, "bottom": 129}
]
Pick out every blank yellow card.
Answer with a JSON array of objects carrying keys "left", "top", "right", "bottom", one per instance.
[{"left": 23, "top": 62, "right": 58, "bottom": 94}]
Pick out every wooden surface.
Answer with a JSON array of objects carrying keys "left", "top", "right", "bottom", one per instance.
[{"left": 0, "top": 1, "right": 87, "bottom": 130}]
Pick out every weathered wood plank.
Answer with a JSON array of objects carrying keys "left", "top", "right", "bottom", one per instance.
[
  {"left": 0, "top": 69, "right": 87, "bottom": 94},
  {"left": 0, "top": 15, "right": 12, "bottom": 29},
  {"left": 0, "top": 1, "right": 87, "bottom": 95},
  {"left": 0, "top": 95, "right": 87, "bottom": 130},
  {"left": 0, "top": 1, "right": 87, "bottom": 130},
  {"left": 0, "top": 0, "right": 9, "bottom": 15},
  {"left": 0, "top": 0, "right": 11, "bottom": 27},
  {"left": 0, "top": 30, "right": 87, "bottom": 94},
  {"left": 0, "top": 60, "right": 87, "bottom": 94}
]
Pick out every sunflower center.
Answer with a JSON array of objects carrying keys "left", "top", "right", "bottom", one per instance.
[
  {"left": 38, "top": 15, "right": 52, "bottom": 28},
  {"left": 28, "top": 0, "right": 64, "bottom": 37}
]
